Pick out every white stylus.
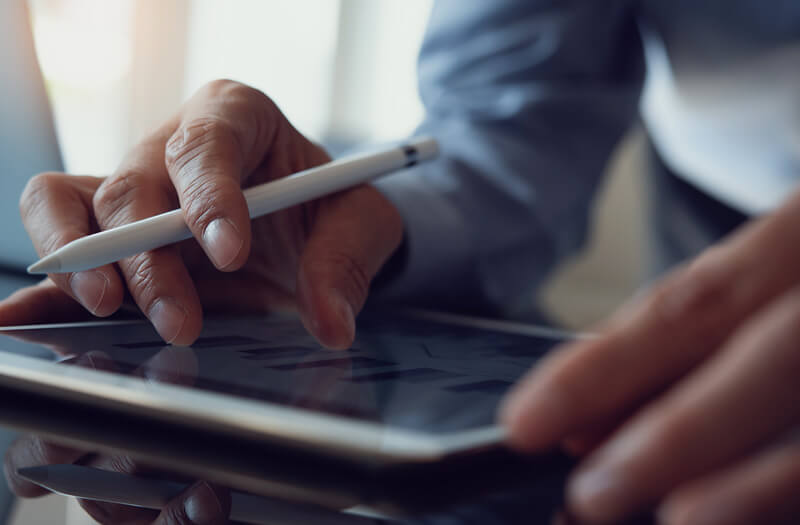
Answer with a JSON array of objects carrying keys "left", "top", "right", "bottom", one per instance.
[{"left": 27, "top": 137, "right": 438, "bottom": 274}]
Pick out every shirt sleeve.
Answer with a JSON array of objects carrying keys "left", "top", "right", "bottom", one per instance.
[{"left": 373, "top": 0, "right": 645, "bottom": 317}]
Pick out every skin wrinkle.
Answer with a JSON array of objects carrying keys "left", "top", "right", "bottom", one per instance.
[
  {"left": 129, "top": 253, "right": 167, "bottom": 314},
  {"left": 92, "top": 170, "right": 139, "bottom": 219},
  {"left": 36, "top": 227, "right": 80, "bottom": 261},
  {"left": 185, "top": 181, "right": 237, "bottom": 233},
  {"left": 92, "top": 170, "right": 169, "bottom": 229},
  {"left": 19, "top": 173, "right": 62, "bottom": 225},
  {"left": 123, "top": 247, "right": 191, "bottom": 337},
  {"left": 17, "top": 175, "right": 129, "bottom": 318},
  {"left": 21, "top": 177, "right": 88, "bottom": 255},
  {"left": 177, "top": 82, "right": 278, "bottom": 180},
  {"left": 166, "top": 118, "right": 233, "bottom": 175},
  {"left": 189, "top": 185, "right": 244, "bottom": 234},
  {"left": 3, "top": 78, "right": 405, "bottom": 523}
]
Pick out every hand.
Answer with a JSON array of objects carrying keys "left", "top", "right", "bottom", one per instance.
[
  {"left": 501, "top": 191, "right": 800, "bottom": 524},
  {"left": 3, "top": 79, "right": 403, "bottom": 523},
  {"left": 5, "top": 347, "right": 231, "bottom": 525},
  {"left": 10, "top": 79, "right": 403, "bottom": 348}
]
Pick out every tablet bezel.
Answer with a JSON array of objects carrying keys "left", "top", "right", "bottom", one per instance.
[{"left": 0, "top": 310, "right": 577, "bottom": 465}]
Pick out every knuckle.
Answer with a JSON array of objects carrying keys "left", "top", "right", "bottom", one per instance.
[
  {"left": 191, "top": 79, "right": 277, "bottom": 151},
  {"left": 93, "top": 169, "right": 148, "bottom": 224},
  {"left": 165, "top": 116, "right": 237, "bottom": 174},
  {"left": 20, "top": 172, "right": 64, "bottom": 221},
  {"left": 181, "top": 179, "right": 240, "bottom": 232},
  {"left": 19, "top": 173, "right": 84, "bottom": 256},
  {"left": 202, "top": 78, "right": 273, "bottom": 109},
  {"left": 127, "top": 255, "right": 162, "bottom": 313},
  {"left": 200, "top": 78, "right": 243, "bottom": 97}
]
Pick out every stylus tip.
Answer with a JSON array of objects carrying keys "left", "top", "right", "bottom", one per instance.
[{"left": 27, "top": 255, "right": 61, "bottom": 274}]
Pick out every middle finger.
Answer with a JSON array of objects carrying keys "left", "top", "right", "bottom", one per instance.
[{"left": 92, "top": 130, "right": 203, "bottom": 345}]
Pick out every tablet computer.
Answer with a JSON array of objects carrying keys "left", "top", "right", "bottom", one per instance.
[{"left": 0, "top": 310, "right": 575, "bottom": 512}]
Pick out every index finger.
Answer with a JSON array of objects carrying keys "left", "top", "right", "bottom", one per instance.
[
  {"left": 164, "top": 80, "right": 283, "bottom": 272},
  {"left": 19, "top": 174, "right": 124, "bottom": 317}
]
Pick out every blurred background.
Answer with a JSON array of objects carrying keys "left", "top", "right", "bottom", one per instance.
[
  {"left": 28, "top": 0, "right": 432, "bottom": 173},
  {"left": 10, "top": 1, "right": 646, "bottom": 522},
  {"left": 23, "top": 0, "right": 647, "bottom": 335},
  {"left": 25, "top": 0, "right": 646, "bottom": 330}
]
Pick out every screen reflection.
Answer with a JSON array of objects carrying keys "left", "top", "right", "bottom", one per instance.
[{"left": 0, "top": 312, "right": 564, "bottom": 435}]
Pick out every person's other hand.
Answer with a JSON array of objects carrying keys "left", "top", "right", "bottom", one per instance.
[
  {"left": 501, "top": 191, "right": 800, "bottom": 524},
  {"left": 12, "top": 79, "right": 403, "bottom": 348}
]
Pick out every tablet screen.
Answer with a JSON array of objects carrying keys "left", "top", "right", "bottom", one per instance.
[{"left": 0, "top": 312, "right": 567, "bottom": 435}]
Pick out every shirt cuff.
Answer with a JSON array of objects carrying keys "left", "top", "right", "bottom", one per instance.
[{"left": 371, "top": 171, "right": 478, "bottom": 308}]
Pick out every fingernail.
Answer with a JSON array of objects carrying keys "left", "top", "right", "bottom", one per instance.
[
  {"left": 568, "top": 466, "right": 626, "bottom": 520},
  {"left": 202, "top": 218, "right": 243, "bottom": 269},
  {"left": 148, "top": 298, "right": 186, "bottom": 344},
  {"left": 70, "top": 271, "right": 108, "bottom": 314},
  {"left": 184, "top": 482, "right": 224, "bottom": 525}
]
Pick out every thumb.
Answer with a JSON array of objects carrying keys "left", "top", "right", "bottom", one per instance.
[
  {"left": 0, "top": 279, "right": 90, "bottom": 326},
  {"left": 297, "top": 185, "right": 403, "bottom": 349}
]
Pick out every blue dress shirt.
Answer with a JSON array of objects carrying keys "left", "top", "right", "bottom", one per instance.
[{"left": 376, "top": 0, "right": 800, "bottom": 315}]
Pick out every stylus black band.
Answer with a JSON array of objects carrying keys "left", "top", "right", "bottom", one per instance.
[{"left": 402, "top": 145, "right": 419, "bottom": 167}]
